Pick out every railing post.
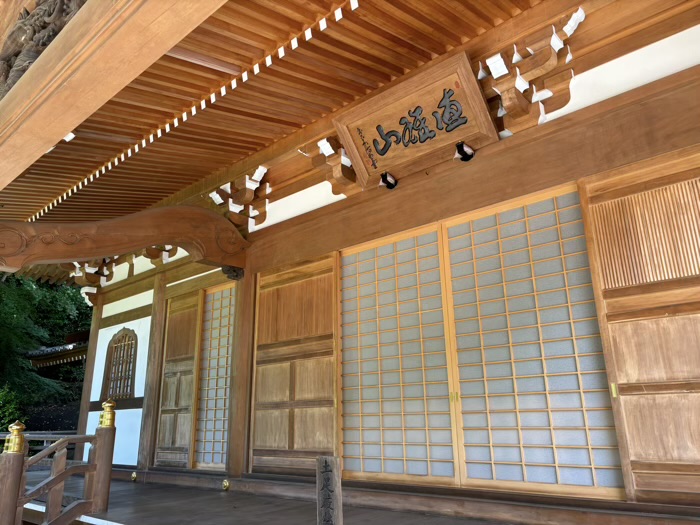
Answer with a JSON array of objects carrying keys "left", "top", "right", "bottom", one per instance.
[
  {"left": 0, "top": 422, "right": 27, "bottom": 525},
  {"left": 92, "top": 400, "right": 116, "bottom": 513}
]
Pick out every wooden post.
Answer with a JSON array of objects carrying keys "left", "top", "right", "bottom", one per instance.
[
  {"left": 0, "top": 422, "right": 26, "bottom": 525},
  {"left": 44, "top": 448, "right": 67, "bottom": 522},
  {"left": 76, "top": 293, "right": 104, "bottom": 462},
  {"left": 317, "top": 456, "right": 343, "bottom": 525},
  {"left": 138, "top": 272, "right": 167, "bottom": 470},
  {"left": 92, "top": 401, "right": 116, "bottom": 513}
]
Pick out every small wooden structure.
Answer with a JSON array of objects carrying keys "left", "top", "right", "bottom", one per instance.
[{"left": 0, "top": 401, "right": 117, "bottom": 525}]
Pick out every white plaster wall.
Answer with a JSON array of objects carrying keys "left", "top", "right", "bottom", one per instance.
[
  {"left": 83, "top": 409, "right": 143, "bottom": 466},
  {"left": 167, "top": 268, "right": 219, "bottom": 288},
  {"left": 248, "top": 180, "right": 346, "bottom": 232},
  {"left": 548, "top": 24, "right": 700, "bottom": 121},
  {"left": 90, "top": 316, "right": 151, "bottom": 402},
  {"left": 101, "top": 290, "right": 153, "bottom": 318},
  {"left": 102, "top": 250, "right": 190, "bottom": 288}
]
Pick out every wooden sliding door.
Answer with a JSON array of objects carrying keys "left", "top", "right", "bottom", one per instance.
[
  {"left": 194, "top": 284, "right": 236, "bottom": 470},
  {"left": 154, "top": 292, "right": 202, "bottom": 468},
  {"left": 251, "top": 256, "right": 337, "bottom": 475},
  {"left": 442, "top": 189, "right": 622, "bottom": 497},
  {"left": 339, "top": 185, "right": 624, "bottom": 499},
  {"left": 340, "top": 228, "right": 457, "bottom": 484},
  {"left": 580, "top": 171, "right": 700, "bottom": 504}
]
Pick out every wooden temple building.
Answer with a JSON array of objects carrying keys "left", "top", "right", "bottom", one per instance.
[{"left": 0, "top": 0, "right": 699, "bottom": 523}]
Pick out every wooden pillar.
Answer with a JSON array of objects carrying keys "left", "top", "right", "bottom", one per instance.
[
  {"left": 317, "top": 456, "right": 342, "bottom": 525},
  {"left": 75, "top": 293, "right": 104, "bottom": 460},
  {"left": 227, "top": 268, "right": 256, "bottom": 477},
  {"left": 0, "top": 422, "right": 26, "bottom": 525},
  {"left": 92, "top": 401, "right": 116, "bottom": 513},
  {"left": 137, "top": 273, "right": 167, "bottom": 470}
]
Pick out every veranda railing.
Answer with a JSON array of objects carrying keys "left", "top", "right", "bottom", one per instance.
[{"left": 0, "top": 400, "right": 116, "bottom": 525}]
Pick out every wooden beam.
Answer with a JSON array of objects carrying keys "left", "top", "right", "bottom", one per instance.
[
  {"left": 245, "top": 66, "right": 700, "bottom": 273},
  {"left": 0, "top": 0, "right": 229, "bottom": 190},
  {"left": 0, "top": 206, "right": 247, "bottom": 272}
]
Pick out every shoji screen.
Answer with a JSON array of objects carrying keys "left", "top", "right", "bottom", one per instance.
[
  {"left": 195, "top": 284, "right": 235, "bottom": 470},
  {"left": 444, "top": 190, "right": 623, "bottom": 492},
  {"left": 340, "top": 229, "right": 456, "bottom": 482}
]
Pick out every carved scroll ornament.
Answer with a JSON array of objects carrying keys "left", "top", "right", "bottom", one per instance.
[
  {"left": 0, "top": 0, "right": 87, "bottom": 100},
  {"left": 0, "top": 206, "right": 249, "bottom": 272}
]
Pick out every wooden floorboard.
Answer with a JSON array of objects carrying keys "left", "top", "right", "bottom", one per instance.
[{"left": 26, "top": 471, "right": 498, "bottom": 525}]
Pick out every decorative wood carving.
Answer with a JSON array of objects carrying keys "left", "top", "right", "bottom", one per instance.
[
  {"left": 0, "top": 205, "right": 248, "bottom": 272},
  {"left": 475, "top": 7, "right": 585, "bottom": 135},
  {"left": 0, "top": 0, "right": 86, "bottom": 100},
  {"left": 317, "top": 137, "right": 360, "bottom": 197},
  {"left": 333, "top": 52, "right": 498, "bottom": 188}
]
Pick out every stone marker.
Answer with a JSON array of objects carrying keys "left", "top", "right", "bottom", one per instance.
[{"left": 317, "top": 456, "right": 343, "bottom": 525}]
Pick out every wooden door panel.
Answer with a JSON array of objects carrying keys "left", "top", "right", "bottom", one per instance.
[
  {"left": 255, "top": 362, "right": 290, "bottom": 403},
  {"left": 294, "top": 357, "right": 334, "bottom": 401},
  {"left": 609, "top": 315, "right": 700, "bottom": 384},
  {"left": 154, "top": 292, "right": 201, "bottom": 468},
  {"left": 158, "top": 414, "right": 175, "bottom": 448},
  {"left": 294, "top": 407, "right": 335, "bottom": 450},
  {"left": 581, "top": 173, "right": 700, "bottom": 504},
  {"left": 251, "top": 257, "right": 337, "bottom": 475},
  {"left": 622, "top": 394, "right": 700, "bottom": 464},
  {"left": 253, "top": 410, "right": 289, "bottom": 449}
]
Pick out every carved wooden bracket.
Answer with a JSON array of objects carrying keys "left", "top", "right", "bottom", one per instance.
[
  {"left": 475, "top": 7, "right": 585, "bottom": 136},
  {"left": 0, "top": 206, "right": 249, "bottom": 272},
  {"left": 317, "top": 137, "right": 361, "bottom": 197}
]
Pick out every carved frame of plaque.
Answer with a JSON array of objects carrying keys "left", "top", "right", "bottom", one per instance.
[{"left": 333, "top": 52, "right": 498, "bottom": 188}]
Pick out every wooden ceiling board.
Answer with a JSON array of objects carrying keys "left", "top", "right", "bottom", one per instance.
[{"left": 1, "top": 0, "right": 694, "bottom": 226}]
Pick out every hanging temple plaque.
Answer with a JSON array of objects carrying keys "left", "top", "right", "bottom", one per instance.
[{"left": 334, "top": 52, "right": 497, "bottom": 188}]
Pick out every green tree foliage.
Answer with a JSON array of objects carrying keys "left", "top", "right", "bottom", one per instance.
[
  {"left": 0, "top": 385, "right": 24, "bottom": 431},
  {"left": 0, "top": 276, "right": 92, "bottom": 407}
]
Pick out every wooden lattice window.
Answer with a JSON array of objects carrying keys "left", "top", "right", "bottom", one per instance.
[
  {"left": 102, "top": 328, "right": 137, "bottom": 400},
  {"left": 195, "top": 284, "right": 236, "bottom": 469}
]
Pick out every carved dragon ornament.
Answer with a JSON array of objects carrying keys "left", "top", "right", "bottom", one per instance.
[{"left": 0, "top": 0, "right": 87, "bottom": 100}]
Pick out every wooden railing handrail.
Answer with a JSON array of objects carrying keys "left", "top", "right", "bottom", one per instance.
[
  {"left": 19, "top": 464, "right": 96, "bottom": 505},
  {"left": 0, "top": 432, "right": 77, "bottom": 440},
  {"left": 0, "top": 400, "right": 116, "bottom": 525},
  {"left": 26, "top": 436, "right": 95, "bottom": 467},
  {"left": 47, "top": 500, "right": 93, "bottom": 525}
]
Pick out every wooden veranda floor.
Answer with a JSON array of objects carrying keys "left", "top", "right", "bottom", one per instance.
[{"left": 26, "top": 471, "right": 497, "bottom": 525}]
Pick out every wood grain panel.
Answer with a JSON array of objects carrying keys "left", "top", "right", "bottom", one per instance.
[
  {"left": 621, "top": 394, "right": 700, "bottom": 464},
  {"left": 257, "top": 273, "right": 334, "bottom": 345},
  {"left": 609, "top": 314, "right": 700, "bottom": 384},
  {"left": 580, "top": 160, "right": 700, "bottom": 504},
  {"left": 589, "top": 178, "right": 700, "bottom": 290},
  {"left": 155, "top": 291, "right": 201, "bottom": 468},
  {"left": 293, "top": 407, "right": 335, "bottom": 451},
  {"left": 255, "top": 362, "right": 290, "bottom": 403},
  {"left": 165, "top": 295, "right": 200, "bottom": 359},
  {"left": 253, "top": 410, "right": 289, "bottom": 450},
  {"left": 294, "top": 357, "right": 335, "bottom": 401},
  {"left": 251, "top": 256, "right": 337, "bottom": 475}
]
